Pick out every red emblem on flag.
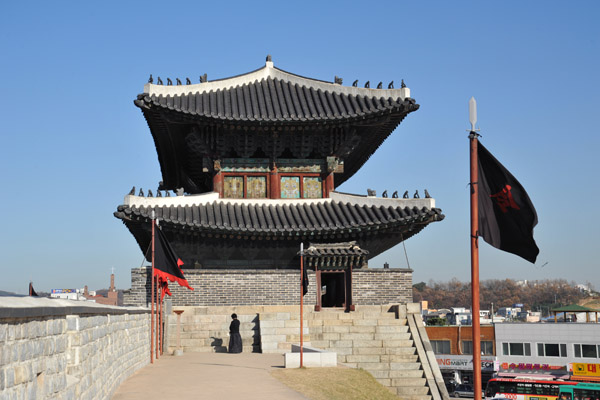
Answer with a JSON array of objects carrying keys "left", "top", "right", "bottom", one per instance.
[{"left": 490, "top": 184, "right": 520, "bottom": 213}]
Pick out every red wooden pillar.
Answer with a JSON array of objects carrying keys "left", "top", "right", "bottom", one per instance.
[
  {"left": 270, "top": 164, "right": 280, "bottom": 199},
  {"left": 213, "top": 171, "right": 223, "bottom": 197},
  {"left": 325, "top": 173, "right": 334, "bottom": 197}
]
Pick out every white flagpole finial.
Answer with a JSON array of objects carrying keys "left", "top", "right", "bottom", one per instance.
[{"left": 469, "top": 97, "right": 478, "bottom": 132}]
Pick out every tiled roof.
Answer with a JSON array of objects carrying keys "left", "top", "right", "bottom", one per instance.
[
  {"left": 134, "top": 61, "right": 417, "bottom": 124},
  {"left": 303, "top": 242, "right": 369, "bottom": 257},
  {"left": 114, "top": 192, "right": 444, "bottom": 237},
  {"left": 302, "top": 242, "right": 369, "bottom": 270}
]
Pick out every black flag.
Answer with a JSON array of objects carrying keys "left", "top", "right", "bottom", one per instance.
[
  {"left": 302, "top": 263, "right": 308, "bottom": 296},
  {"left": 29, "top": 282, "right": 38, "bottom": 297},
  {"left": 154, "top": 223, "right": 194, "bottom": 291},
  {"left": 478, "top": 142, "right": 539, "bottom": 263}
]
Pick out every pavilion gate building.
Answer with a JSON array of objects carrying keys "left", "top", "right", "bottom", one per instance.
[{"left": 115, "top": 57, "right": 445, "bottom": 310}]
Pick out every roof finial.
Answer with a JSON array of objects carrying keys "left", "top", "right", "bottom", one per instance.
[
  {"left": 266, "top": 54, "right": 272, "bottom": 62},
  {"left": 401, "top": 79, "right": 406, "bottom": 88},
  {"left": 388, "top": 81, "right": 394, "bottom": 89},
  {"left": 167, "top": 78, "right": 173, "bottom": 86},
  {"left": 199, "top": 74, "right": 207, "bottom": 83},
  {"left": 377, "top": 82, "right": 382, "bottom": 89},
  {"left": 157, "top": 77, "right": 163, "bottom": 85},
  {"left": 148, "top": 74, "right": 153, "bottom": 84},
  {"left": 334, "top": 76, "right": 343, "bottom": 85},
  {"left": 364, "top": 81, "right": 370, "bottom": 88},
  {"left": 352, "top": 80, "right": 358, "bottom": 87},
  {"left": 176, "top": 78, "right": 182, "bottom": 86}
]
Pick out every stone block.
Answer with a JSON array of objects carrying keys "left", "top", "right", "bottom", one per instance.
[
  {"left": 66, "top": 316, "right": 80, "bottom": 332},
  {"left": 329, "top": 340, "right": 352, "bottom": 348},
  {"left": 333, "top": 347, "right": 353, "bottom": 356},
  {"left": 259, "top": 320, "right": 285, "bottom": 328},
  {"left": 352, "top": 319, "right": 378, "bottom": 326},
  {"left": 321, "top": 325, "right": 350, "bottom": 333},
  {"left": 377, "top": 319, "right": 405, "bottom": 326},
  {"left": 368, "top": 370, "right": 390, "bottom": 379},
  {"left": 374, "top": 333, "right": 410, "bottom": 341},
  {"left": 383, "top": 342, "right": 415, "bottom": 352},
  {"left": 376, "top": 378, "right": 392, "bottom": 387},
  {"left": 375, "top": 325, "right": 403, "bottom": 333},
  {"left": 261, "top": 334, "right": 287, "bottom": 343},
  {"left": 352, "top": 339, "right": 382, "bottom": 348},
  {"left": 406, "top": 303, "right": 421, "bottom": 314},
  {"left": 322, "top": 319, "right": 345, "bottom": 326},
  {"left": 309, "top": 340, "right": 330, "bottom": 348},
  {"left": 345, "top": 354, "right": 381, "bottom": 363},
  {"left": 14, "top": 365, "right": 30, "bottom": 385},
  {"left": 353, "top": 347, "right": 386, "bottom": 355},
  {"left": 392, "top": 377, "right": 426, "bottom": 387},
  {"left": 356, "top": 362, "right": 388, "bottom": 370},
  {"left": 389, "top": 369, "right": 424, "bottom": 378},
  {"left": 339, "top": 333, "right": 374, "bottom": 341},
  {"left": 319, "top": 332, "right": 340, "bottom": 341},
  {"left": 348, "top": 325, "right": 376, "bottom": 333}
]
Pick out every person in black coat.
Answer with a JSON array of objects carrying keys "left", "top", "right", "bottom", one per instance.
[{"left": 228, "top": 313, "right": 242, "bottom": 353}]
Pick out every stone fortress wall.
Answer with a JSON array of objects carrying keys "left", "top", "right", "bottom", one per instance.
[
  {"left": 124, "top": 267, "right": 413, "bottom": 307},
  {"left": 0, "top": 298, "right": 150, "bottom": 400}
]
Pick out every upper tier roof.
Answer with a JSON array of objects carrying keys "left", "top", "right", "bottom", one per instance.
[{"left": 135, "top": 59, "right": 414, "bottom": 124}]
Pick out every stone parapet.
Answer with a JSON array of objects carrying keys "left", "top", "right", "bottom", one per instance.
[{"left": 0, "top": 297, "right": 150, "bottom": 400}]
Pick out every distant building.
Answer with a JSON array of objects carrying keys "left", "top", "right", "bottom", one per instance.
[
  {"left": 84, "top": 274, "right": 118, "bottom": 306},
  {"left": 497, "top": 307, "right": 521, "bottom": 319},
  {"left": 50, "top": 289, "right": 89, "bottom": 301},
  {"left": 50, "top": 273, "right": 119, "bottom": 306},
  {"left": 426, "top": 325, "right": 497, "bottom": 388},
  {"left": 495, "top": 322, "right": 600, "bottom": 380}
]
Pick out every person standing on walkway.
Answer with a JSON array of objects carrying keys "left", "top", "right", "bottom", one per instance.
[{"left": 228, "top": 313, "right": 242, "bottom": 353}]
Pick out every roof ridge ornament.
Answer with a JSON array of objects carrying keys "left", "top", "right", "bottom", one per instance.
[{"left": 266, "top": 54, "right": 273, "bottom": 69}]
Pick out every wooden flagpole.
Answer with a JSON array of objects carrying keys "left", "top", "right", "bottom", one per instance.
[
  {"left": 156, "top": 273, "right": 160, "bottom": 359},
  {"left": 300, "top": 242, "right": 304, "bottom": 368},
  {"left": 159, "top": 282, "right": 163, "bottom": 355},
  {"left": 151, "top": 211, "right": 155, "bottom": 364},
  {"left": 469, "top": 97, "right": 482, "bottom": 400}
]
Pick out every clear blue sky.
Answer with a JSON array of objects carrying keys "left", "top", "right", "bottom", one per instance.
[{"left": 1, "top": 1, "right": 598, "bottom": 294}]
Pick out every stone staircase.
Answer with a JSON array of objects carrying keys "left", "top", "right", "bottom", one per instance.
[
  {"left": 165, "top": 306, "right": 261, "bottom": 353},
  {"left": 164, "top": 304, "right": 448, "bottom": 400},
  {"left": 305, "top": 305, "right": 440, "bottom": 400}
]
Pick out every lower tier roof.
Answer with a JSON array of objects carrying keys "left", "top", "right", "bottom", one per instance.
[
  {"left": 115, "top": 191, "right": 443, "bottom": 237},
  {"left": 114, "top": 191, "right": 444, "bottom": 266}
]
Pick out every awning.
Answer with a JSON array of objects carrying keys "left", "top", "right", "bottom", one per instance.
[{"left": 571, "top": 375, "right": 600, "bottom": 382}]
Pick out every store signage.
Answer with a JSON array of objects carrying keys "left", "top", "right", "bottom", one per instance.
[
  {"left": 572, "top": 363, "right": 600, "bottom": 377},
  {"left": 436, "top": 355, "right": 498, "bottom": 372},
  {"left": 500, "top": 363, "right": 565, "bottom": 371},
  {"left": 51, "top": 289, "right": 76, "bottom": 294}
]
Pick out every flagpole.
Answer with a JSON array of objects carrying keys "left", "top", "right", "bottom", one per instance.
[
  {"left": 158, "top": 284, "right": 164, "bottom": 356},
  {"left": 469, "top": 97, "right": 482, "bottom": 400},
  {"left": 156, "top": 274, "right": 160, "bottom": 359},
  {"left": 151, "top": 211, "right": 155, "bottom": 364},
  {"left": 159, "top": 282, "right": 163, "bottom": 355},
  {"left": 300, "top": 242, "right": 304, "bottom": 368}
]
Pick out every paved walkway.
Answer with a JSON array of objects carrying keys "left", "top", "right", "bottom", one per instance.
[{"left": 112, "top": 352, "right": 308, "bottom": 400}]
